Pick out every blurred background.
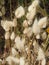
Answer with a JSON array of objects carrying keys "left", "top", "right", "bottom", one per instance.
[{"left": 0, "top": 0, "right": 49, "bottom": 65}]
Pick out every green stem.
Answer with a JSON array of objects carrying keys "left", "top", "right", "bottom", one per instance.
[
  {"left": 42, "top": 0, "right": 48, "bottom": 16},
  {"left": 44, "top": 35, "right": 49, "bottom": 51},
  {"left": 37, "top": 6, "right": 47, "bottom": 16}
]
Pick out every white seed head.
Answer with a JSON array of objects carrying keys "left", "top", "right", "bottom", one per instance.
[
  {"left": 36, "top": 34, "right": 40, "bottom": 39},
  {"left": 28, "top": 0, "right": 40, "bottom": 12},
  {"left": 37, "top": 47, "right": 45, "bottom": 60},
  {"left": 26, "top": 8, "right": 36, "bottom": 20},
  {"left": 23, "top": 20, "right": 28, "bottom": 27},
  {"left": 6, "top": 56, "right": 13, "bottom": 65},
  {"left": 12, "top": 18, "right": 17, "bottom": 27},
  {"left": 32, "top": 0, "right": 39, "bottom": 7},
  {"left": 5, "top": 31, "right": 10, "bottom": 40},
  {"left": 37, "top": 47, "right": 46, "bottom": 65},
  {"left": 33, "top": 40, "right": 37, "bottom": 46},
  {"left": 12, "top": 57, "right": 20, "bottom": 64},
  {"left": 32, "top": 18, "right": 40, "bottom": 35},
  {"left": 0, "top": 59, "right": 2, "bottom": 65},
  {"left": 6, "top": 56, "right": 19, "bottom": 65},
  {"left": 10, "top": 32, "right": 15, "bottom": 40},
  {"left": 15, "top": 6, "right": 25, "bottom": 18},
  {"left": 23, "top": 27, "right": 33, "bottom": 37},
  {"left": 14, "top": 36, "right": 25, "bottom": 50},
  {"left": 0, "top": 59, "right": 2, "bottom": 62},
  {"left": 11, "top": 47, "right": 17, "bottom": 57},
  {"left": 1, "top": 20, "right": 10, "bottom": 31},
  {"left": 42, "top": 32, "right": 47, "bottom": 40},
  {"left": 28, "top": 4, "right": 33, "bottom": 12},
  {"left": 9, "top": 21, "right": 13, "bottom": 27},
  {"left": 1, "top": 20, "right": 13, "bottom": 31},
  {"left": 38, "top": 17, "right": 47, "bottom": 28},
  {"left": 41, "top": 59, "right": 46, "bottom": 65},
  {"left": 1, "top": 20, "right": 5, "bottom": 27},
  {"left": 20, "top": 57, "right": 25, "bottom": 65},
  {"left": 25, "top": 46, "right": 29, "bottom": 51},
  {"left": 27, "top": 20, "right": 32, "bottom": 25}
]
